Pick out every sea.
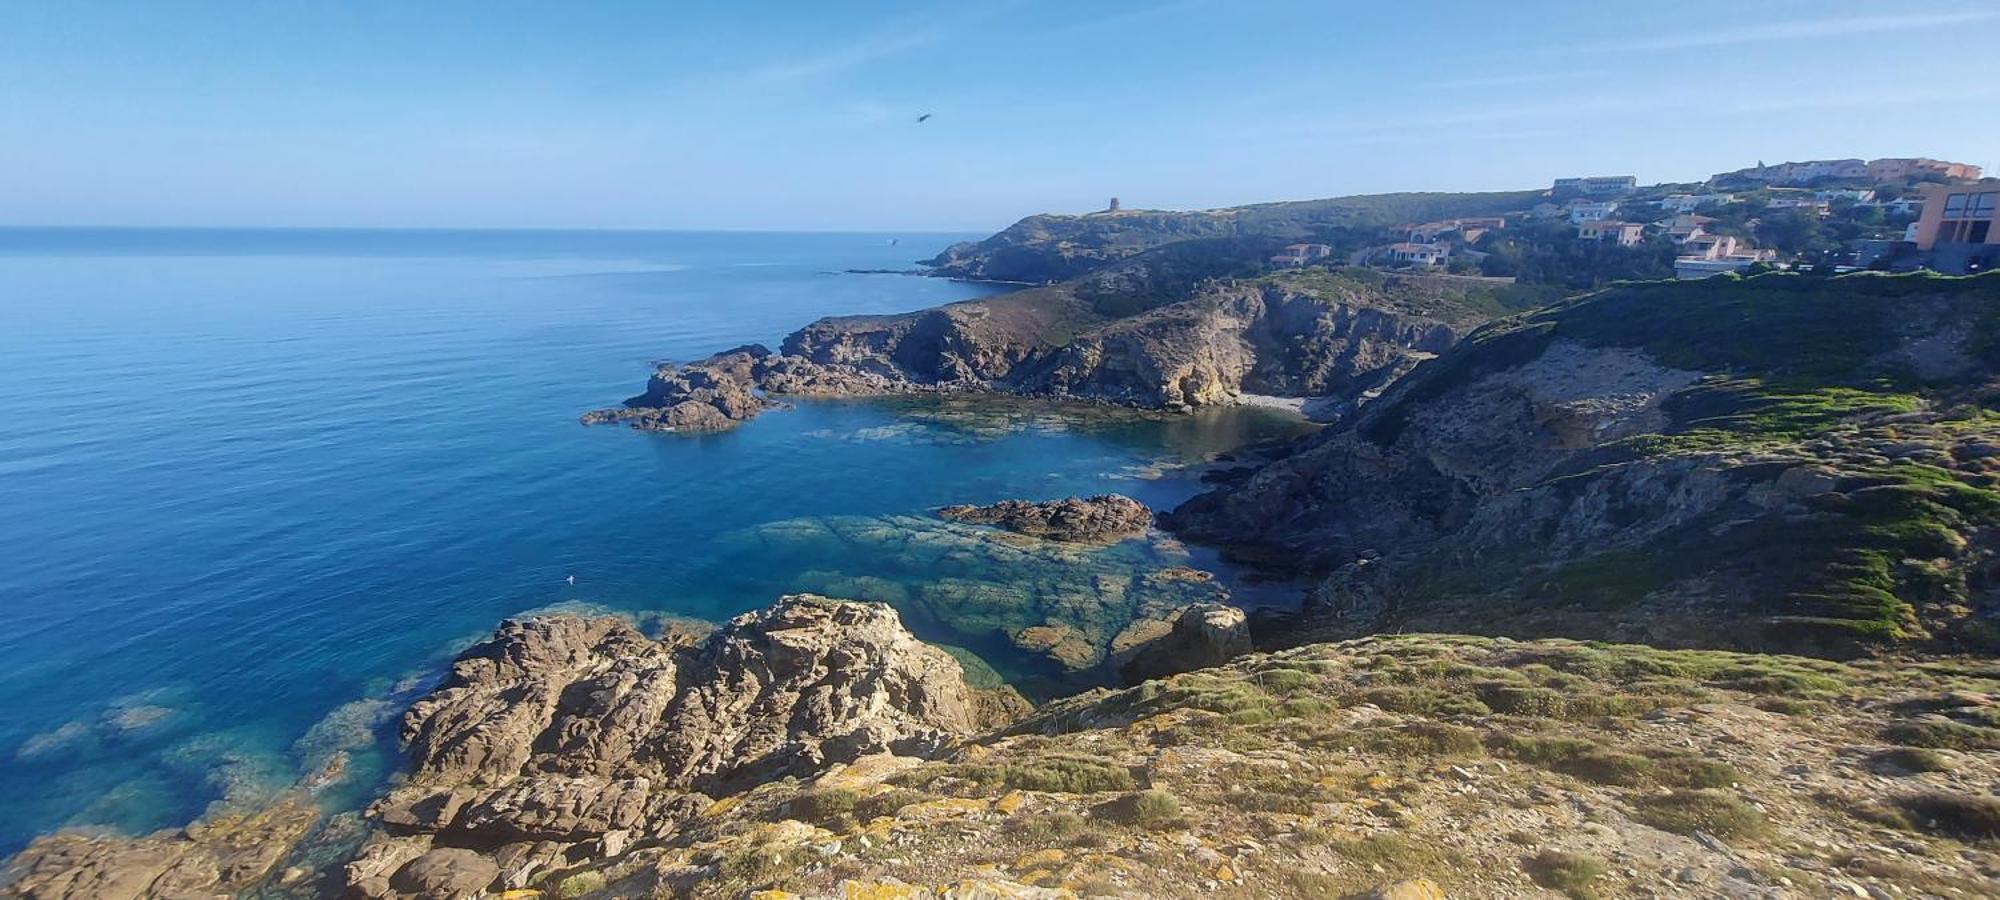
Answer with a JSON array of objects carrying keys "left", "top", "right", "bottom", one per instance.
[{"left": 0, "top": 228, "right": 1312, "bottom": 856}]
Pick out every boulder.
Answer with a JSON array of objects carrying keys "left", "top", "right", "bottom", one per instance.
[
  {"left": 939, "top": 495, "right": 1152, "bottom": 543},
  {"left": 1116, "top": 603, "right": 1252, "bottom": 684}
]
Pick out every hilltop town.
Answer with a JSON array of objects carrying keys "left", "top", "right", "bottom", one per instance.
[{"left": 1262, "top": 156, "right": 1994, "bottom": 287}]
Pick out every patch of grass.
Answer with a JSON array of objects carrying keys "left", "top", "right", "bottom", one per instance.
[
  {"left": 1538, "top": 549, "right": 1676, "bottom": 608},
  {"left": 1881, "top": 720, "right": 2000, "bottom": 751},
  {"left": 1095, "top": 789, "right": 1181, "bottom": 829},
  {"left": 1632, "top": 790, "right": 1767, "bottom": 839},
  {"left": 1326, "top": 834, "right": 1453, "bottom": 876},
  {"left": 968, "top": 755, "right": 1137, "bottom": 794},
  {"left": 1361, "top": 686, "right": 1492, "bottom": 717},
  {"left": 1872, "top": 746, "right": 1952, "bottom": 774},
  {"left": 1653, "top": 756, "right": 1740, "bottom": 789},
  {"left": 1224, "top": 789, "right": 1314, "bottom": 814},
  {"left": 853, "top": 788, "right": 930, "bottom": 822},
  {"left": 553, "top": 871, "right": 607, "bottom": 899},
  {"left": 1754, "top": 697, "right": 1819, "bottom": 716},
  {"left": 1005, "top": 810, "right": 1088, "bottom": 843},
  {"left": 1478, "top": 684, "right": 1569, "bottom": 717},
  {"left": 1895, "top": 793, "right": 2000, "bottom": 840},
  {"left": 1557, "top": 751, "right": 1656, "bottom": 786},
  {"left": 790, "top": 788, "right": 858, "bottom": 827},
  {"left": 1362, "top": 722, "right": 1485, "bottom": 758},
  {"left": 1526, "top": 850, "right": 1607, "bottom": 899}
]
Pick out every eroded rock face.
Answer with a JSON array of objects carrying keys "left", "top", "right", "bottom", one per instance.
[
  {"left": 349, "top": 594, "right": 1010, "bottom": 899},
  {"left": 937, "top": 495, "right": 1152, "bottom": 544},
  {"left": 1168, "top": 275, "right": 2000, "bottom": 655}
]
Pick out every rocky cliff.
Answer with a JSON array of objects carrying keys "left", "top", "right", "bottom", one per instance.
[{"left": 1168, "top": 272, "right": 2000, "bottom": 657}]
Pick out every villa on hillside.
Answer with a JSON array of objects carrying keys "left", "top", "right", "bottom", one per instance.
[
  {"left": 1385, "top": 242, "right": 1448, "bottom": 267},
  {"left": 1661, "top": 214, "right": 1716, "bottom": 243},
  {"left": 1269, "top": 243, "right": 1333, "bottom": 266},
  {"left": 1577, "top": 220, "right": 1645, "bottom": 247},
  {"left": 1568, "top": 201, "right": 1620, "bottom": 223}
]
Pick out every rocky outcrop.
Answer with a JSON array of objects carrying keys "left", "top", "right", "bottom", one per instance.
[
  {"left": 937, "top": 495, "right": 1152, "bottom": 543},
  {"left": 346, "top": 595, "right": 1015, "bottom": 898},
  {"left": 1, "top": 798, "right": 321, "bottom": 900},
  {"left": 580, "top": 345, "right": 780, "bottom": 433},
  {"left": 1168, "top": 272, "right": 2000, "bottom": 655},
  {"left": 1112, "top": 603, "right": 1251, "bottom": 684}
]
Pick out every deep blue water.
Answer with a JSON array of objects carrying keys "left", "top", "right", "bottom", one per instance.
[{"left": 0, "top": 228, "right": 1310, "bottom": 855}]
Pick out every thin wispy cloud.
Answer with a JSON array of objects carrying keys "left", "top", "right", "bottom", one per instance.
[
  {"left": 1417, "top": 69, "right": 1608, "bottom": 91},
  {"left": 741, "top": 0, "right": 1025, "bottom": 84},
  {"left": 1584, "top": 10, "right": 2000, "bottom": 53}
]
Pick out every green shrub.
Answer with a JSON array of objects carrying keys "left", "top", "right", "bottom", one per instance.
[
  {"left": 1006, "top": 810, "right": 1088, "bottom": 842},
  {"left": 1327, "top": 834, "right": 1452, "bottom": 875},
  {"left": 1634, "top": 791, "right": 1766, "bottom": 838},
  {"left": 974, "top": 755, "right": 1137, "bottom": 794},
  {"left": 1557, "top": 751, "right": 1655, "bottom": 786},
  {"left": 1096, "top": 789, "right": 1181, "bottom": 829},
  {"left": 1655, "top": 757, "right": 1740, "bottom": 789},
  {"left": 791, "top": 788, "right": 859, "bottom": 826},
  {"left": 1527, "top": 850, "right": 1606, "bottom": 899},
  {"left": 1365, "top": 722, "right": 1485, "bottom": 758},
  {"left": 853, "top": 788, "right": 930, "bottom": 822},
  {"left": 554, "top": 871, "right": 607, "bottom": 899}
]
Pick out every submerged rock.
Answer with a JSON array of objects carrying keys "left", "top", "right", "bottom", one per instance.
[{"left": 938, "top": 495, "right": 1152, "bottom": 543}]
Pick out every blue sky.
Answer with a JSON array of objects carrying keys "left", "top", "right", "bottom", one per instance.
[{"left": 3, "top": 0, "right": 1997, "bottom": 231}]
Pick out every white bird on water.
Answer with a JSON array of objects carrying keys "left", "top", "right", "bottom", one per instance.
[{"left": 566, "top": 574, "right": 576, "bottom": 585}]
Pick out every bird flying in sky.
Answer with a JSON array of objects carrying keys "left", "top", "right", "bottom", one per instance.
[{"left": 916, "top": 113, "right": 932, "bottom": 123}]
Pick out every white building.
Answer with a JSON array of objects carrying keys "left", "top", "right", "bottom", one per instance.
[
  {"left": 1568, "top": 201, "right": 1620, "bottom": 223},
  {"left": 1658, "top": 193, "right": 1734, "bottom": 213},
  {"left": 1385, "top": 242, "right": 1448, "bottom": 266}
]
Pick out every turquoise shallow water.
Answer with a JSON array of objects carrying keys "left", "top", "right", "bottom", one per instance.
[{"left": 0, "top": 228, "right": 1310, "bottom": 854}]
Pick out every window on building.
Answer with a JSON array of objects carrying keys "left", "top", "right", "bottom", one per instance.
[
  {"left": 1972, "top": 221, "right": 1991, "bottom": 243},
  {"left": 1943, "top": 193, "right": 1969, "bottom": 218},
  {"left": 1975, "top": 193, "right": 1998, "bottom": 218}
]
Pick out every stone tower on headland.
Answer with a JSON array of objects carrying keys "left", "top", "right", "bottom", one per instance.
[{"left": 1107, "top": 197, "right": 1121, "bottom": 212}]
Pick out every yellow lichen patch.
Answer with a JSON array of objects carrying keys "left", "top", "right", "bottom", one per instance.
[
  {"left": 499, "top": 891, "right": 543, "bottom": 900},
  {"left": 1215, "top": 863, "right": 1237, "bottom": 882},
  {"left": 895, "top": 796, "right": 990, "bottom": 821},
  {"left": 748, "top": 892, "right": 802, "bottom": 900},
  {"left": 1013, "top": 847, "right": 1068, "bottom": 870},
  {"left": 937, "top": 879, "right": 1077, "bottom": 899},
  {"left": 701, "top": 794, "right": 745, "bottom": 818},
  {"left": 993, "top": 790, "right": 1028, "bottom": 814},
  {"left": 840, "top": 880, "right": 931, "bottom": 900}
]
